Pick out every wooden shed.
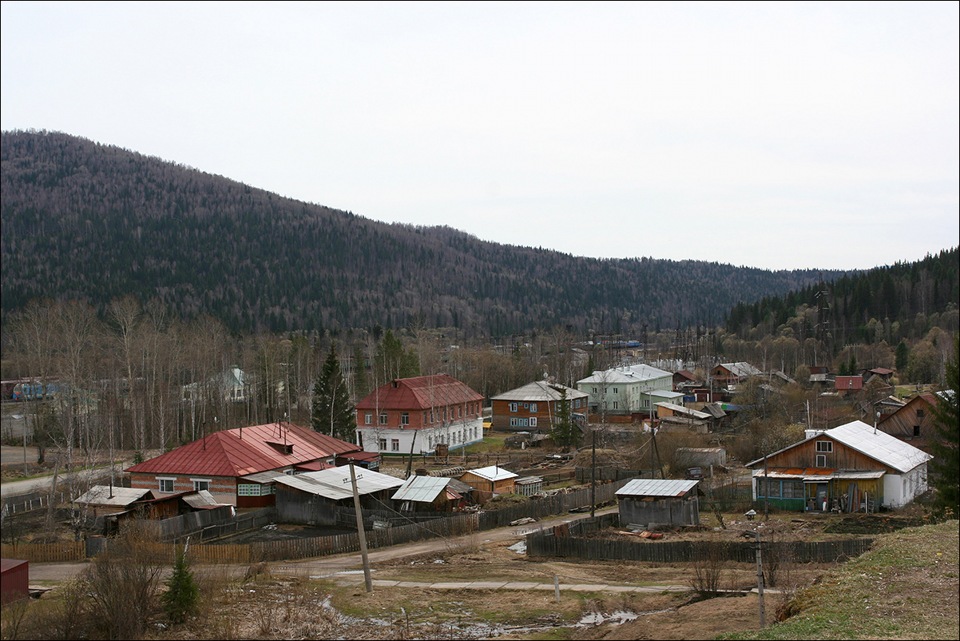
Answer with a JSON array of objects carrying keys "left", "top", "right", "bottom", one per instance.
[
  {"left": 459, "top": 465, "right": 518, "bottom": 503},
  {"left": 615, "top": 478, "right": 702, "bottom": 528},
  {"left": 1, "top": 559, "right": 29, "bottom": 605}
]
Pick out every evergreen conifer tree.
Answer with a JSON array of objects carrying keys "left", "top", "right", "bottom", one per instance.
[
  {"left": 312, "top": 344, "right": 355, "bottom": 441},
  {"left": 162, "top": 546, "right": 199, "bottom": 624},
  {"left": 930, "top": 335, "right": 959, "bottom": 517},
  {"left": 550, "top": 385, "right": 579, "bottom": 448}
]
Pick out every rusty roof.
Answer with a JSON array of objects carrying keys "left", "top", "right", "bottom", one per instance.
[
  {"left": 125, "top": 422, "right": 360, "bottom": 477},
  {"left": 355, "top": 374, "right": 483, "bottom": 411}
]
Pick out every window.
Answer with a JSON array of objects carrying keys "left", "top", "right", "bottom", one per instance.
[
  {"left": 592, "top": 387, "right": 597, "bottom": 394},
  {"left": 913, "top": 425, "right": 921, "bottom": 437},
  {"left": 916, "top": 409, "right": 925, "bottom": 419},
  {"left": 613, "top": 401, "right": 619, "bottom": 409},
  {"left": 401, "top": 412, "right": 410, "bottom": 426},
  {"left": 364, "top": 412, "right": 372, "bottom": 425},
  {"left": 815, "top": 454, "right": 827, "bottom": 468},
  {"left": 816, "top": 441, "right": 833, "bottom": 453},
  {"left": 237, "top": 484, "right": 261, "bottom": 497},
  {"left": 192, "top": 479, "right": 210, "bottom": 492},
  {"left": 613, "top": 387, "right": 618, "bottom": 394},
  {"left": 530, "top": 403, "right": 537, "bottom": 413},
  {"left": 379, "top": 438, "right": 387, "bottom": 450},
  {"left": 509, "top": 403, "right": 518, "bottom": 412},
  {"left": 529, "top": 417, "right": 538, "bottom": 427},
  {"left": 379, "top": 412, "right": 388, "bottom": 425},
  {"left": 391, "top": 439, "right": 400, "bottom": 452},
  {"left": 158, "top": 478, "right": 174, "bottom": 492}
]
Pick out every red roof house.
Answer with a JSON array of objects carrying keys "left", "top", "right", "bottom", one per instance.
[
  {"left": 126, "top": 422, "right": 365, "bottom": 507},
  {"left": 834, "top": 376, "right": 864, "bottom": 395},
  {"left": 355, "top": 374, "right": 484, "bottom": 455}
]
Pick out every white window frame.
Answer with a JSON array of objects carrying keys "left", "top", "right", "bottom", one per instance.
[
  {"left": 401, "top": 412, "right": 410, "bottom": 425},
  {"left": 158, "top": 477, "right": 175, "bottom": 493},
  {"left": 390, "top": 438, "right": 400, "bottom": 452},
  {"left": 816, "top": 441, "right": 833, "bottom": 453},
  {"left": 191, "top": 478, "right": 211, "bottom": 492},
  {"left": 529, "top": 417, "right": 538, "bottom": 427},
  {"left": 364, "top": 412, "right": 372, "bottom": 425},
  {"left": 815, "top": 454, "right": 827, "bottom": 468}
]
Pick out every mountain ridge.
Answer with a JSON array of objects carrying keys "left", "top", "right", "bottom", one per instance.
[{"left": 1, "top": 130, "right": 854, "bottom": 337}]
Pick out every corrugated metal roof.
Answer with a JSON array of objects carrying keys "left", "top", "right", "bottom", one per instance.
[
  {"left": 616, "top": 478, "right": 700, "bottom": 498},
  {"left": 463, "top": 465, "right": 518, "bottom": 482},
  {"left": 391, "top": 475, "right": 451, "bottom": 503},
  {"left": 182, "top": 490, "right": 225, "bottom": 508},
  {"left": 355, "top": 374, "right": 483, "bottom": 411},
  {"left": 491, "top": 381, "right": 588, "bottom": 402},
  {"left": 126, "top": 423, "right": 359, "bottom": 478},
  {"left": 577, "top": 364, "right": 672, "bottom": 385},
  {"left": 73, "top": 486, "right": 152, "bottom": 507},
  {"left": 655, "top": 402, "right": 711, "bottom": 419},
  {"left": 826, "top": 421, "right": 931, "bottom": 473},
  {"left": 273, "top": 466, "right": 403, "bottom": 501}
]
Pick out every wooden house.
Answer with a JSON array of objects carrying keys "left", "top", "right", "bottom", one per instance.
[
  {"left": 615, "top": 479, "right": 702, "bottom": 528},
  {"left": 490, "top": 380, "right": 588, "bottom": 433},
  {"left": 273, "top": 466, "right": 404, "bottom": 525},
  {"left": 709, "top": 362, "right": 761, "bottom": 391},
  {"left": 875, "top": 393, "right": 939, "bottom": 453},
  {"left": 746, "top": 420, "right": 932, "bottom": 512}
]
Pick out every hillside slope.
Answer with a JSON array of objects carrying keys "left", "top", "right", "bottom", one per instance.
[{"left": 2, "top": 130, "right": 833, "bottom": 337}]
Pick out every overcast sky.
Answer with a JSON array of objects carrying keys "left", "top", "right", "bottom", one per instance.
[{"left": 3, "top": 1, "right": 958, "bottom": 271}]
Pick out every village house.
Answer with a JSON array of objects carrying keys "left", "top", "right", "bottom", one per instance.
[
  {"left": 354, "top": 374, "right": 484, "bottom": 456},
  {"left": 834, "top": 375, "right": 864, "bottom": 396},
  {"left": 708, "top": 362, "right": 762, "bottom": 392},
  {"left": 490, "top": 380, "right": 588, "bottom": 433},
  {"left": 616, "top": 478, "right": 702, "bottom": 528},
  {"left": 746, "top": 420, "right": 932, "bottom": 512},
  {"left": 576, "top": 364, "right": 674, "bottom": 420},
  {"left": 125, "top": 422, "right": 369, "bottom": 507},
  {"left": 273, "top": 466, "right": 405, "bottom": 525},
  {"left": 875, "top": 392, "right": 940, "bottom": 453}
]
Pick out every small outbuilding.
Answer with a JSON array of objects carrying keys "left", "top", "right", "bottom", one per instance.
[
  {"left": 459, "top": 465, "right": 518, "bottom": 503},
  {"left": 0, "top": 559, "right": 29, "bottom": 605},
  {"left": 391, "top": 475, "right": 469, "bottom": 512},
  {"left": 615, "top": 478, "right": 702, "bottom": 528}
]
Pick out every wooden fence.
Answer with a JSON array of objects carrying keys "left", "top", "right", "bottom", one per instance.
[
  {"left": 1, "top": 492, "right": 67, "bottom": 516},
  {"left": 1, "top": 541, "right": 85, "bottom": 563},
  {"left": 526, "top": 527, "right": 875, "bottom": 564},
  {"left": 3, "top": 478, "right": 626, "bottom": 565}
]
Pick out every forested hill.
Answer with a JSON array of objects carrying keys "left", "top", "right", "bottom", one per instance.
[
  {"left": 2, "top": 130, "right": 835, "bottom": 338},
  {"left": 725, "top": 247, "right": 959, "bottom": 347}
]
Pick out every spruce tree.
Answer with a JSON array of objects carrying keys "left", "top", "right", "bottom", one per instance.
[
  {"left": 162, "top": 547, "right": 199, "bottom": 624},
  {"left": 312, "top": 344, "right": 356, "bottom": 442},
  {"left": 550, "top": 385, "right": 579, "bottom": 448},
  {"left": 930, "top": 335, "right": 959, "bottom": 517}
]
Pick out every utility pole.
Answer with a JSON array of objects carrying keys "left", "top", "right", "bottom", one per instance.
[
  {"left": 755, "top": 526, "right": 766, "bottom": 628},
  {"left": 348, "top": 461, "right": 373, "bottom": 592},
  {"left": 590, "top": 428, "right": 596, "bottom": 519}
]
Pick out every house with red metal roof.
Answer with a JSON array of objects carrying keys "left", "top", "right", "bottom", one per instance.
[
  {"left": 354, "top": 374, "right": 484, "bottom": 455},
  {"left": 125, "top": 422, "right": 371, "bottom": 507}
]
